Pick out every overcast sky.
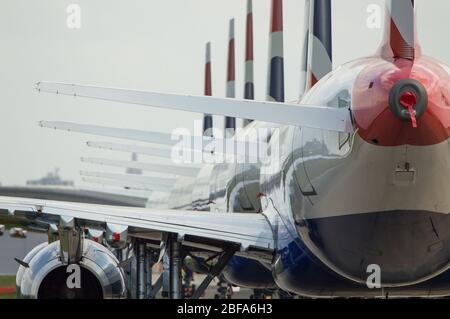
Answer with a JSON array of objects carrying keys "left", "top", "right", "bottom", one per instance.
[{"left": 0, "top": 0, "right": 449, "bottom": 187}]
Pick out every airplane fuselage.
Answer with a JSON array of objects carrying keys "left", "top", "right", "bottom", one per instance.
[{"left": 161, "top": 54, "right": 450, "bottom": 297}]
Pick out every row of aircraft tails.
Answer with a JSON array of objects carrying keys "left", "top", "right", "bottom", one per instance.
[{"left": 2, "top": 0, "right": 450, "bottom": 299}]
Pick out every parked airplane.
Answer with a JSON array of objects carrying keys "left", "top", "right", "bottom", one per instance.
[{"left": 3, "top": 0, "right": 450, "bottom": 299}]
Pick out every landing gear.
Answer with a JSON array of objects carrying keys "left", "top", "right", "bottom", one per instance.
[
  {"left": 191, "top": 246, "right": 237, "bottom": 299},
  {"left": 123, "top": 235, "right": 237, "bottom": 299},
  {"left": 214, "top": 275, "right": 232, "bottom": 299},
  {"left": 135, "top": 240, "right": 146, "bottom": 299},
  {"left": 168, "top": 234, "right": 182, "bottom": 299},
  {"left": 144, "top": 247, "right": 154, "bottom": 299}
]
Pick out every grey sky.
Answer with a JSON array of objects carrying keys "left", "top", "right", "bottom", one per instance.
[{"left": 0, "top": 0, "right": 448, "bottom": 186}]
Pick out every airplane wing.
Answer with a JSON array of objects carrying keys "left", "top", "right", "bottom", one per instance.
[
  {"left": 0, "top": 186, "right": 148, "bottom": 234},
  {"left": 0, "top": 186, "right": 148, "bottom": 207},
  {"left": 36, "top": 82, "right": 354, "bottom": 133},
  {"left": 0, "top": 196, "right": 274, "bottom": 260}
]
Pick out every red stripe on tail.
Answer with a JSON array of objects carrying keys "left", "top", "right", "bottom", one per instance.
[
  {"left": 271, "top": 0, "right": 283, "bottom": 32},
  {"left": 246, "top": 13, "right": 254, "bottom": 61},
  {"left": 204, "top": 62, "right": 212, "bottom": 96},
  {"left": 227, "top": 39, "right": 235, "bottom": 82}
]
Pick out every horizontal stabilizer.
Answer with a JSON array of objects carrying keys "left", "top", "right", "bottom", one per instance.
[
  {"left": 80, "top": 171, "right": 175, "bottom": 187},
  {"left": 87, "top": 141, "right": 173, "bottom": 159},
  {"left": 41, "top": 121, "right": 175, "bottom": 145},
  {"left": 41, "top": 121, "right": 263, "bottom": 161},
  {"left": 37, "top": 82, "right": 353, "bottom": 132},
  {"left": 81, "top": 157, "right": 200, "bottom": 177},
  {"left": 81, "top": 177, "right": 168, "bottom": 193}
]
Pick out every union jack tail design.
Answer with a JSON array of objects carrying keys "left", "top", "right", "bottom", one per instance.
[
  {"left": 381, "top": 0, "right": 417, "bottom": 61},
  {"left": 267, "top": 0, "right": 284, "bottom": 103},
  {"left": 225, "top": 18, "right": 236, "bottom": 132},
  {"left": 305, "top": 0, "right": 332, "bottom": 90},
  {"left": 243, "top": 0, "right": 254, "bottom": 126},
  {"left": 203, "top": 42, "right": 213, "bottom": 137}
]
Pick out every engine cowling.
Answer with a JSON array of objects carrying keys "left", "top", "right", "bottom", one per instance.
[{"left": 17, "top": 239, "right": 126, "bottom": 299}]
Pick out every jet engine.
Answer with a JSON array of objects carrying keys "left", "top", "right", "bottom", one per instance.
[{"left": 16, "top": 239, "right": 126, "bottom": 299}]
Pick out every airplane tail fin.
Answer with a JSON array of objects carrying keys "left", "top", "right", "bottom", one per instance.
[
  {"left": 243, "top": 0, "right": 254, "bottom": 126},
  {"left": 299, "top": 0, "right": 311, "bottom": 96},
  {"left": 380, "top": 0, "right": 418, "bottom": 61},
  {"left": 203, "top": 42, "right": 213, "bottom": 138},
  {"left": 306, "top": 0, "right": 332, "bottom": 90},
  {"left": 267, "top": 0, "right": 284, "bottom": 103},
  {"left": 225, "top": 18, "right": 236, "bottom": 133}
]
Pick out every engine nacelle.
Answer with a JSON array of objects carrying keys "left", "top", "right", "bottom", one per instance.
[{"left": 17, "top": 239, "right": 126, "bottom": 299}]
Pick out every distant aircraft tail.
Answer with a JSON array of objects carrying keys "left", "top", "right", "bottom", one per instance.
[
  {"left": 243, "top": 0, "right": 254, "bottom": 127},
  {"left": 225, "top": 18, "right": 236, "bottom": 133},
  {"left": 305, "top": 0, "right": 332, "bottom": 90},
  {"left": 203, "top": 42, "right": 213, "bottom": 138},
  {"left": 267, "top": 0, "right": 284, "bottom": 103}
]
